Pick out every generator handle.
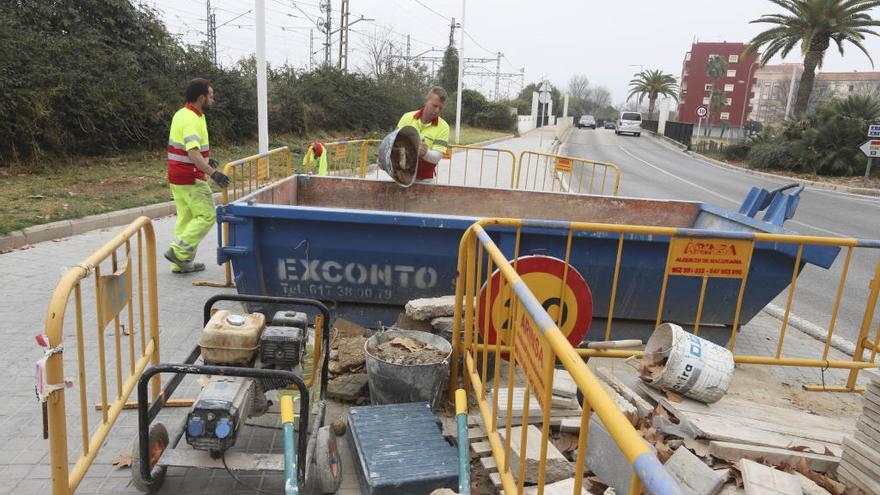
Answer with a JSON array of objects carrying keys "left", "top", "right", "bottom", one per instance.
[{"left": 136, "top": 365, "right": 310, "bottom": 487}]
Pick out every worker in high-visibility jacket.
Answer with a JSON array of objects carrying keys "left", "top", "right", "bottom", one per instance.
[
  {"left": 303, "top": 141, "right": 328, "bottom": 175},
  {"left": 164, "top": 78, "right": 231, "bottom": 274},
  {"left": 396, "top": 86, "right": 450, "bottom": 184}
]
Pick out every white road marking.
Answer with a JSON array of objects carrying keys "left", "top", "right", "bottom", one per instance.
[{"left": 616, "top": 145, "right": 852, "bottom": 238}]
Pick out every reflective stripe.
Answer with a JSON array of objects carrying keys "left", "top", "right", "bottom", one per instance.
[
  {"left": 433, "top": 139, "right": 449, "bottom": 147},
  {"left": 183, "top": 134, "right": 200, "bottom": 143},
  {"left": 168, "top": 139, "right": 186, "bottom": 150},
  {"left": 200, "top": 144, "right": 210, "bottom": 151},
  {"left": 169, "top": 153, "right": 194, "bottom": 163}
]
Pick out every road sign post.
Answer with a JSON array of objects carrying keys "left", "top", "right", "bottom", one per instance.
[{"left": 860, "top": 139, "right": 880, "bottom": 186}]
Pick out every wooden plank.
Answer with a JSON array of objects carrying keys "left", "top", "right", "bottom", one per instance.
[
  {"left": 637, "top": 382, "right": 850, "bottom": 456},
  {"left": 708, "top": 440, "right": 839, "bottom": 473},
  {"left": 594, "top": 367, "right": 653, "bottom": 418}
]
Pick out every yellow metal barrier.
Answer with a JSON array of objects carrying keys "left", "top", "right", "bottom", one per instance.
[
  {"left": 43, "top": 217, "right": 160, "bottom": 495},
  {"left": 193, "top": 146, "right": 293, "bottom": 288},
  {"left": 451, "top": 218, "right": 880, "bottom": 399},
  {"left": 450, "top": 220, "right": 681, "bottom": 495},
  {"left": 304, "top": 139, "right": 381, "bottom": 178},
  {"left": 517, "top": 150, "right": 621, "bottom": 196}
]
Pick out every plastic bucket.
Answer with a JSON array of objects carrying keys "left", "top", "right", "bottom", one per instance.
[
  {"left": 364, "top": 329, "right": 452, "bottom": 411},
  {"left": 643, "top": 323, "right": 734, "bottom": 403}
]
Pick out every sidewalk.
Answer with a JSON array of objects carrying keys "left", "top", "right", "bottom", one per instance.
[{"left": 0, "top": 125, "right": 868, "bottom": 494}]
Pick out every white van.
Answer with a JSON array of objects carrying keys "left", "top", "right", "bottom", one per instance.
[{"left": 615, "top": 111, "right": 642, "bottom": 137}]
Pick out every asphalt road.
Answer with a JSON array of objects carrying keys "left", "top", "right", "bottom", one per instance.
[{"left": 562, "top": 127, "right": 880, "bottom": 344}]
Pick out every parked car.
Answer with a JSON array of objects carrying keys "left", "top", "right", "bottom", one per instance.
[
  {"left": 615, "top": 112, "right": 642, "bottom": 136},
  {"left": 577, "top": 115, "right": 596, "bottom": 129},
  {"left": 604, "top": 121, "right": 615, "bottom": 129}
]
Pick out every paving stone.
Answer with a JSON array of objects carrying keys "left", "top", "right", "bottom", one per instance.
[
  {"left": 328, "top": 373, "right": 368, "bottom": 401},
  {"left": 586, "top": 414, "right": 652, "bottom": 494},
  {"left": 405, "top": 295, "right": 456, "bottom": 320},
  {"left": 499, "top": 425, "right": 573, "bottom": 484},
  {"left": 740, "top": 459, "right": 801, "bottom": 495},
  {"left": 664, "top": 446, "right": 728, "bottom": 495}
]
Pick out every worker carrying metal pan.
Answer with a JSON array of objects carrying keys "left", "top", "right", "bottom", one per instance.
[{"left": 378, "top": 86, "right": 450, "bottom": 187}]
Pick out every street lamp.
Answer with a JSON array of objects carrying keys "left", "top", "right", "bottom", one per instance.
[{"left": 739, "top": 59, "right": 759, "bottom": 138}]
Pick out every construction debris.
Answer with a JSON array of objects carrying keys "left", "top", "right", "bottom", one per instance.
[
  {"left": 740, "top": 459, "right": 802, "bottom": 495},
  {"left": 393, "top": 311, "right": 434, "bottom": 332},
  {"left": 594, "top": 367, "right": 653, "bottom": 418},
  {"left": 664, "top": 446, "right": 729, "bottom": 495},
  {"left": 328, "top": 373, "right": 368, "bottom": 402},
  {"left": 586, "top": 414, "right": 649, "bottom": 494},
  {"left": 367, "top": 336, "right": 448, "bottom": 365},
  {"left": 838, "top": 376, "right": 880, "bottom": 494},
  {"left": 487, "top": 387, "right": 582, "bottom": 426},
  {"left": 500, "top": 425, "right": 574, "bottom": 484},
  {"left": 708, "top": 441, "right": 838, "bottom": 473},
  {"left": 405, "top": 295, "right": 456, "bottom": 320}
]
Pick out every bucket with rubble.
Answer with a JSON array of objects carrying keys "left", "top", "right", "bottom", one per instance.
[
  {"left": 642, "top": 322, "right": 734, "bottom": 404},
  {"left": 364, "top": 328, "right": 452, "bottom": 410}
]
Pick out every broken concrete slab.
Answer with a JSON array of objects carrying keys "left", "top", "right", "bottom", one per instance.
[
  {"left": 837, "top": 461, "right": 880, "bottom": 495},
  {"left": 393, "top": 312, "right": 434, "bottom": 332},
  {"left": 739, "top": 459, "right": 801, "bottom": 495},
  {"left": 794, "top": 473, "right": 830, "bottom": 495},
  {"left": 594, "top": 367, "right": 653, "bottom": 418},
  {"left": 328, "top": 373, "right": 368, "bottom": 402},
  {"left": 664, "top": 446, "right": 728, "bottom": 495},
  {"left": 500, "top": 425, "right": 574, "bottom": 484},
  {"left": 430, "top": 316, "right": 456, "bottom": 339},
  {"left": 523, "top": 477, "right": 590, "bottom": 494},
  {"left": 405, "top": 295, "right": 456, "bottom": 320},
  {"left": 553, "top": 368, "right": 578, "bottom": 398},
  {"left": 717, "top": 484, "right": 745, "bottom": 495},
  {"left": 708, "top": 441, "right": 838, "bottom": 473},
  {"left": 586, "top": 414, "right": 652, "bottom": 494},
  {"left": 488, "top": 387, "right": 582, "bottom": 422},
  {"left": 596, "top": 378, "right": 638, "bottom": 424}
]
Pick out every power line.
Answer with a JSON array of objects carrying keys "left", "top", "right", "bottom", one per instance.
[{"left": 412, "top": 0, "right": 450, "bottom": 21}]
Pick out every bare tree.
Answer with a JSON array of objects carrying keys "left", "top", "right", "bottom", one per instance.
[
  {"left": 358, "top": 26, "right": 395, "bottom": 78},
  {"left": 591, "top": 86, "right": 612, "bottom": 109},
  {"left": 568, "top": 75, "right": 591, "bottom": 102}
]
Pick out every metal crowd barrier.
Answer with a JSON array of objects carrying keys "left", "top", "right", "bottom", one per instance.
[
  {"left": 450, "top": 219, "right": 680, "bottom": 495},
  {"left": 193, "top": 146, "right": 293, "bottom": 288},
  {"left": 517, "top": 151, "right": 622, "bottom": 196},
  {"left": 303, "top": 139, "right": 381, "bottom": 178},
  {"left": 451, "top": 218, "right": 880, "bottom": 398},
  {"left": 42, "top": 217, "right": 161, "bottom": 495},
  {"left": 435, "top": 144, "right": 519, "bottom": 188}
]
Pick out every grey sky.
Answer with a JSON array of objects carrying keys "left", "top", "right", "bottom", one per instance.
[{"left": 152, "top": 0, "right": 880, "bottom": 103}]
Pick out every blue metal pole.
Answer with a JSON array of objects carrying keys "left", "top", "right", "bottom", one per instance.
[
  {"left": 455, "top": 389, "right": 471, "bottom": 495},
  {"left": 281, "top": 395, "right": 298, "bottom": 495}
]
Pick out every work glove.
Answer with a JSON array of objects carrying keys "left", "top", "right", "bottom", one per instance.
[
  {"left": 210, "top": 170, "right": 231, "bottom": 188},
  {"left": 208, "top": 158, "right": 220, "bottom": 168}
]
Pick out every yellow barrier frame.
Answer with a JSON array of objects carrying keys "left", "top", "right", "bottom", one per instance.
[
  {"left": 450, "top": 219, "right": 681, "bottom": 495},
  {"left": 44, "top": 217, "right": 161, "bottom": 495},
  {"left": 517, "top": 150, "right": 622, "bottom": 196},
  {"left": 194, "top": 146, "right": 293, "bottom": 288}
]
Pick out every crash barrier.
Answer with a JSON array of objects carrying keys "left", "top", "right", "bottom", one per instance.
[
  {"left": 450, "top": 220, "right": 680, "bottom": 495},
  {"left": 41, "top": 217, "right": 161, "bottom": 495},
  {"left": 194, "top": 146, "right": 293, "bottom": 288},
  {"left": 451, "top": 218, "right": 880, "bottom": 399},
  {"left": 517, "top": 150, "right": 622, "bottom": 196}
]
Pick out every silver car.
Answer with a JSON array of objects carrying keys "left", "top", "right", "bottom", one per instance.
[{"left": 615, "top": 112, "right": 642, "bottom": 137}]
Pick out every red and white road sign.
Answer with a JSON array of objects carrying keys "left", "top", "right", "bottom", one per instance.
[{"left": 478, "top": 255, "right": 593, "bottom": 356}]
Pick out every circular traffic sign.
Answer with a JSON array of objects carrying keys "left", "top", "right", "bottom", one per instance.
[
  {"left": 696, "top": 107, "right": 707, "bottom": 117},
  {"left": 538, "top": 91, "right": 551, "bottom": 104},
  {"left": 478, "top": 255, "right": 593, "bottom": 358}
]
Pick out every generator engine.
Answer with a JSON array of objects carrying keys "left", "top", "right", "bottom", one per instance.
[
  {"left": 185, "top": 309, "right": 311, "bottom": 456},
  {"left": 185, "top": 376, "right": 254, "bottom": 456}
]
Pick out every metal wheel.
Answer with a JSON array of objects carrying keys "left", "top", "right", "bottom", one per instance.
[{"left": 130, "top": 422, "right": 169, "bottom": 493}]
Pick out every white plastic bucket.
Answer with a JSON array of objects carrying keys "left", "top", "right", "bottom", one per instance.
[{"left": 643, "top": 323, "right": 734, "bottom": 404}]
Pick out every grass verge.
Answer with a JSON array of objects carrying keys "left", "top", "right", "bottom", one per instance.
[{"left": 0, "top": 126, "right": 511, "bottom": 235}]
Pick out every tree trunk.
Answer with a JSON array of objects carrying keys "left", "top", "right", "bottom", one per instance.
[
  {"left": 794, "top": 37, "right": 828, "bottom": 115},
  {"left": 648, "top": 97, "right": 656, "bottom": 120}
]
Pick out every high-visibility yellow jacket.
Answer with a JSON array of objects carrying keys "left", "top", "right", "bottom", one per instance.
[
  {"left": 397, "top": 109, "right": 450, "bottom": 180},
  {"left": 167, "top": 103, "right": 209, "bottom": 185},
  {"left": 303, "top": 141, "right": 328, "bottom": 176}
]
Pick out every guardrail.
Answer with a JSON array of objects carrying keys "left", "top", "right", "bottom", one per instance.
[
  {"left": 450, "top": 219, "right": 681, "bottom": 495},
  {"left": 516, "top": 150, "right": 621, "bottom": 196},
  {"left": 42, "top": 217, "right": 160, "bottom": 495},
  {"left": 305, "top": 139, "right": 381, "bottom": 178},
  {"left": 194, "top": 146, "right": 293, "bottom": 288},
  {"left": 450, "top": 218, "right": 880, "bottom": 397}
]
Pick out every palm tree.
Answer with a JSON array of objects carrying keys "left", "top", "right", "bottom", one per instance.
[
  {"left": 626, "top": 69, "right": 679, "bottom": 120},
  {"left": 705, "top": 56, "right": 728, "bottom": 135},
  {"left": 745, "top": 0, "right": 880, "bottom": 116}
]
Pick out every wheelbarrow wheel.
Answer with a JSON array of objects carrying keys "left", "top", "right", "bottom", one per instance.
[
  {"left": 304, "top": 426, "right": 342, "bottom": 494},
  {"left": 130, "top": 422, "right": 169, "bottom": 493}
]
